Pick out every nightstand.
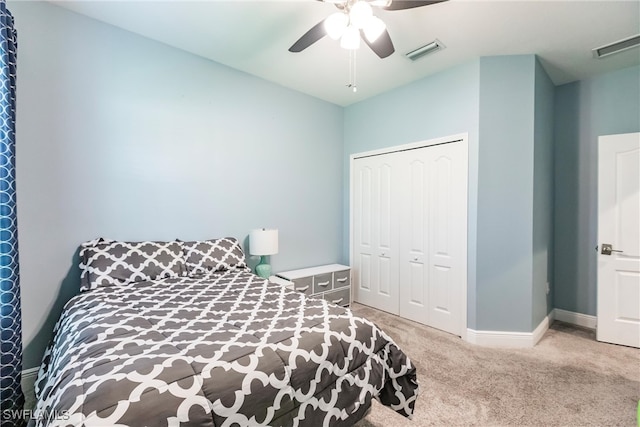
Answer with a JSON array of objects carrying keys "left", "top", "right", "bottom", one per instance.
[{"left": 275, "top": 264, "right": 351, "bottom": 307}]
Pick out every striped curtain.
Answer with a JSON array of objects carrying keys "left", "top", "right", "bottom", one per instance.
[{"left": 0, "top": 0, "right": 22, "bottom": 425}]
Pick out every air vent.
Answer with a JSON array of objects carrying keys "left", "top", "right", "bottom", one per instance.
[
  {"left": 593, "top": 34, "right": 640, "bottom": 59},
  {"left": 406, "top": 39, "right": 445, "bottom": 61}
]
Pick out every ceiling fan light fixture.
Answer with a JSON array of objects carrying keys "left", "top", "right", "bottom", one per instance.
[
  {"left": 363, "top": 15, "right": 386, "bottom": 43},
  {"left": 340, "top": 25, "right": 361, "bottom": 50},
  {"left": 325, "top": 12, "right": 348, "bottom": 40},
  {"left": 349, "top": 1, "right": 373, "bottom": 29}
]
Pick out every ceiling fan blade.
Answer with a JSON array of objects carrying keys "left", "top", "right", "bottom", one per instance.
[
  {"left": 289, "top": 20, "right": 328, "bottom": 53},
  {"left": 382, "top": 0, "right": 447, "bottom": 11},
  {"left": 361, "top": 29, "right": 395, "bottom": 58}
]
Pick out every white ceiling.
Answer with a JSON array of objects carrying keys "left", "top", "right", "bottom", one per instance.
[{"left": 50, "top": 0, "right": 640, "bottom": 106}]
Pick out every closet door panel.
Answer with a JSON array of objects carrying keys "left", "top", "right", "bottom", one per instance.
[
  {"left": 378, "top": 163, "right": 392, "bottom": 252},
  {"left": 378, "top": 256, "right": 392, "bottom": 297},
  {"left": 427, "top": 143, "right": 466, "bottom": 335},
  {"left": 359, "top": 254, "right": 371, "bottom": 291},
  {"left": 354, "top": 165, "right": 373, "bottom": 298},
  {"left": 399, "top": 155, "right": 428, "bottom": 324},
  {"left": 409, "top": 160, "right": 426, "bottom": 254},
  {"left": 432, "top": 265, "right": 451, "bottom": 313},
  {"left": 409, "top": 261, "right": 426, "bottom": 306},
  {"left": 353, "top": 156, "right": 399, "bottom": 314},
  {"left": 376, "top": 162, "right": 395, "bottom": 300},
  {"left": 432, "top": 155, "right": 452, "bottom": 255},
  {"left": 429, "top": 152, "right": 454, "bottom": 326},
  {"left": 359, "top": 166, "right": 373, "bottom": 248}
]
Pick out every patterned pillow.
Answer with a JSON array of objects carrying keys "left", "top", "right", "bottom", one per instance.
[
  {"left": 182, "top": 237, "right": 247, "bottom": 276},
  {"left": 79, "top": 238, "right": 186, "bottom": 292}
]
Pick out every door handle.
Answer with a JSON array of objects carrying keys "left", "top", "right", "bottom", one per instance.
[{"left": 601, "top": 243, "right": 623, "bottom": 255}]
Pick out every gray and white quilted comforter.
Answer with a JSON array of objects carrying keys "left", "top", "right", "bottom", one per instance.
[{"left": 32, "top": 269, "right": 418, "bottom": 426}]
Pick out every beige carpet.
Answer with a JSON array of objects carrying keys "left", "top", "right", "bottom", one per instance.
[{"left": 352, "top": 303, "right": 640, "bottom": 427}]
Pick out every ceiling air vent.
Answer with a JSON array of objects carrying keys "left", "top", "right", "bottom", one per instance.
[
  {"left": 592, "top": 34, "right": 640, "bottom": 59},
  {"left": 406, "top": 39, "right": 445, "bottom": 61}
]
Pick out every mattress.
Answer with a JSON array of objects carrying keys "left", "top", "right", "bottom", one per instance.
[{"left": 31, "top": 269, "right": 418, "bottom": 426}]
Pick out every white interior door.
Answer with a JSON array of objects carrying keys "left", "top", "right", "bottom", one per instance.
[
  {"left": 352, "top": 153, "right": 400, "bottom": 314},
  {"left": 398, "top": 142, "right": 467, "bottom": 336},
  {"left": 597, "top": 132, "right": 640, "bottom": 348}
]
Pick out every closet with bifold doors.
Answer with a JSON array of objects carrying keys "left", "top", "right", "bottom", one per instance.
[{"left": 351, "top": 134, "right": 468, "bottom": 337}]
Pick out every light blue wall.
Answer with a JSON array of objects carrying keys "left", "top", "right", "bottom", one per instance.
[
  {"left": 12, "top": 1, "right": 344, "bottom": 369},
  {"left": 343, "top": 61, "right": 481, "bottom": 328},
  {"left": 532, "top": 58, "right": 555, "bottom": 327},
  {"left": 554, "top": 64, "right": 640, "bottom": 315},
  {"left": 476, "top": 55, "right": 535, "bottom": 332}
]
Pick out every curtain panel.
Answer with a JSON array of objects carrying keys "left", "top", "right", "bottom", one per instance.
[{"left": 0, "top": 1, "right": 22, "bottom": 426}]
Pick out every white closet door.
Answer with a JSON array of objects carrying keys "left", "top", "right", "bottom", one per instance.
[
  {"left": 398, "top": 142, "right": 467, "bottom": 336},
  {"left": 352, "top": 154, "right": 400, "bottom": 314},
  {"left": 397, "top": 150, "right": 428, "bottom": 323},
  {"left": 352, "top": 137, "right": 468, "bottom": 336}
]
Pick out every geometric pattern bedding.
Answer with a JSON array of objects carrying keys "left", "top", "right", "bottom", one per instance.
[
  {"left": 32, "top": 269, "right": 418, "bottom": 426},
  {"left": 182, "top": 238, "right": 248, "bottom": 275},
  {"left": 78, "top": 238, "right": 187, "bottom": 292}
]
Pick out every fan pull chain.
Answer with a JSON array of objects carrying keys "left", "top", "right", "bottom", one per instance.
[{"left": 347, "top": 49, "right": 357, "bottom": 93}]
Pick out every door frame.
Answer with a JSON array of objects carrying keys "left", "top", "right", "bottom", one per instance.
[{"left": 349, "top": 133, "right": 469, "bottom": 338}]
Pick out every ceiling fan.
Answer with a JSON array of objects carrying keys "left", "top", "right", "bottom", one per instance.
[{"left": 289, "top": 0, "right": 446, "bottom": 59}]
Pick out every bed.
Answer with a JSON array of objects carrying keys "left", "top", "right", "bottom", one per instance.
[{"left": 30, "top": 238, "right": 418, "bottom": 426}]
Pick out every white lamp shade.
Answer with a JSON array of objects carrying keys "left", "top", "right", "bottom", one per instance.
[
  {"left": 340, "top": 25, "right": 361, "bottom": 50},
  {"left": 250, "top": 229, "right": 279, "bottom": 256},
  {"left": 363, "top": 16, "right": 386, "bottom": 43},
  {"left": 324, "top": 12, "right": 348, "bottom": 40},
  {"left": 349, "top": 1, "right": 373, "bottom": 29}
]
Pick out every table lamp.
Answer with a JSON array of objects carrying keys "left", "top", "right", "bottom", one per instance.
[{"left": 250, "top": 228, "right": 278, "bottom": 278}]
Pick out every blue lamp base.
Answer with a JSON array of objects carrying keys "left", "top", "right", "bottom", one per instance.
[{"left": 255, "top": 256, "right": 271, "bottom": 279}]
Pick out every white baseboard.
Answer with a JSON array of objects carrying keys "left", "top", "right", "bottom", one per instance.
[
  {"left": 553, "top": 308, "right": 597, "bottom": 329},
  {"left": 532, "top": 314, "right": 551, "bottom": 345},
  {"left": 466, "top": 314, "right": 551, "bottom": 348}
]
